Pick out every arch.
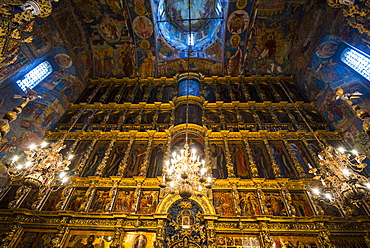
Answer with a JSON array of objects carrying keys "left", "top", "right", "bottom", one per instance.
[{"left": 156, "top": 193, "right": 216, "bottom": 215}]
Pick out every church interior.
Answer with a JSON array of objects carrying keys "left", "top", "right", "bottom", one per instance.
[{"left": 0, "top": 0, "right": 370, "bottom": 247}]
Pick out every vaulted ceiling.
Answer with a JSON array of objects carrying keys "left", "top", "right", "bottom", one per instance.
[{"left": 67, "top": 0, "right": 313, "bottom": 78}]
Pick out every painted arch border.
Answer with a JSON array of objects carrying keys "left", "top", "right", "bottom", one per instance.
[{"left": 156, "top": 193, "right": 216, "bottom": 215}]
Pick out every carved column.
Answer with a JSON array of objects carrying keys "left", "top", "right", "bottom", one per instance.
[
  {"left": 254, "top": 82, "right": 266, "bottom": 101},
  {"left": 263, "top": 139, "right": 282, "bottom": 178},
  {"left": 8, "top": 185, "right": 31, "bottom": 209},
  {"left": 223, "top": 134, "right": 235, "bottom": 178},
  {"left": 240, "top": 82, "right": 251, "bottom": 101},
  {"left": 1, "top": 224, "right": 22, "bottom": 248},
  {"left": 268, "top": 81, "right": 282, "bottom": 102},
  {"left": 283, "top": 139, "right": 305, "bottom": 178},
  {"left": 281, "top": 187, "right": 295, "bottom": 216},
  {"left": 115, "top": 83, "right": 126, "bottom": 103},
  {"left": 83, "top": 184, "right": 96, "bottom": 212},
  {"left": 101, "top": 83, "right": 114, "bottom": 102},
  {"left": 32, "top": 187, "right": 49, "bottom": 210},
  {"left": 75, "top": 139, "right": 97, "bottom": 176},
  {"left": 160, "top": 133, "right": 172, "bottom": 198},
  {"left": 259, "top": 226, "right": 273, "bottom": 248},
  {"left": 117, "top": 134, "right": 135, "bottom": 176},
  {"left": 317, "top": 230, "right": 335, "bottom": 248},
  {"left": 204, "top": 135, "right": 213, "bottom": 199},
  {"left": 51, "top": 225, "right": 68, "bottom": 248},
  {"left": 213, "top": 78, "right": 220, "bottom": 101},
  {"left": 139, "top": 131, "right": 155, "bottom": 176},
  {"left": 256, "top": 187, "right": 267, "bottom": 215},
  {"left": 206, "top": 220, "right": 217, "bottom": 248},
  {"left": 232, "top": 185, "right": 240, "bottom": 216},
  {"left": 56, "top": 186, "right": 74, "bottom": 211},
  {"left": 242, "top": 136, "right": 259, "bottom": 178},
  {"left": 95, "top": 139, "right": 115, "bottom": 176},
  {"left": 110, "top": 227, "right": 125, "bottom": 248},
  {"left": 226, "top": 80, "right": 235, "bottom": 101},
  {"left": 154, "top": 219, "right": 166, "bottom": 248},
  {"left": 107, "top": 185, "right": 118, "bottom": 212},
  {"left": 133, "top": 182, "right": 142, "bottom": 213}
]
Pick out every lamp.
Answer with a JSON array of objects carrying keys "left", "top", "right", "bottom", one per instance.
[
  {"left": 159, "top": 2, "right": 212, "bottom": 198},
  {"left": 6, "top": 63, "right": 115, "bottom": 192},
  {"left": 273, "top": 75, "right": 370, "bottom": 213}
]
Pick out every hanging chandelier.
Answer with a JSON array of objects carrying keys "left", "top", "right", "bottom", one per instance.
[
  {"left": 9, "top": 140, "right": 72, "bottom": 189},
  {"left": 309, "top": 146, "right": 370, "bottom": 210},
  {"left": 273, "top": 76, "right": 370, "bottom": 212},
  {"left": 161, "top": 142, "right": 212, "bottom": 198},
  {"left": 159, "top": 3, "right": 212, "bottom": 198}
]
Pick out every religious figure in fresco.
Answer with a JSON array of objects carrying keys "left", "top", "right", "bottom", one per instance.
[
  {"left": 126, "top": 144, "right": 146, "bottom": 177},
  {"left": 230, "top": 144, "right": 250, "bottom": 178},
  {"left": 81, "top": 235, "right": 95, "bottom": 248},
  {"left": 290, "top": 193, "right": 313, "bottom": 217},
  {"left": 265, "top": 193, "right": 286, "bottom": 216},
  {"left": 42, "top": 190, "right": 62, "bottom": 211},
  {"left": 105, "top": 144, "right": 127, "bottom": 177},
  {"left": 250, "top": 143, "right": 274, "bottom": 178},
  {"left": 211, "top": 144, "right": 227, "bottom": 178},
  {"left": 214, "top": 192, "right": 235, "bottom": 216},
  {"left": 139, "top": 191, "right": 158, "bottom": 214},
  {"left": 239, "top": 192, "right": 260, "bottom": 216},
  {"left": 204, "top": 85, "right": 216, "bottom": 102},
  {"left": 119, "top": 51, "right": 134, "bottom": 77},
  {"left": 133, "top": 16, "right": 153, "bottom": 39},
  {"left": 133, "top": 235, "right": 147, "bottom": 248},
  {"left": 227, "top": 10, "right": 249, "bottom": 34},
  {"left": 263, "top": 34, "right": 276, "bottom": 58},
  {"left": 219, "top": 86, "right": 231, "bottom": 102},
  {"left": 114, "top": 191, "right": 135, "bottom": 212},
  {"left": 147, "top": 144, "right": 165, "bottom": 178},
  {"left": 103, "top": 50, "right": 114, "bottom": 76},
  {"left": 289, "top": 143, "right": 310, "bottom": 174},
  {"left": 269, "top": 143, "right": 296, "bottom": 178},
  {"left": 139, "top": 50, "right": 155, "bottom": 79},
  {"left": 85, "top": 143, "right": 109, "bottom": 176},
  {"left": 225, "top": 46, "right": 242, "bottom": 76},
  {"left": 70, "top": 142, "right": 90, "bottom": 171},
  {"left": 90, "top": 191, "right": 110, "bottom": 212}
]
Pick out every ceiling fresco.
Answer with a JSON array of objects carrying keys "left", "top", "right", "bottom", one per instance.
[{"left": 68, "top": 0, "right": 311, "bottom": 78}]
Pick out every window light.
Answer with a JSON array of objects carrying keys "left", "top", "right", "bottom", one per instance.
[
  {"left": 341, "top": 47, "right": 370, "bottom": 81},
  {"left": 16, "top": 61, "right": 53, "bottom": 92}
]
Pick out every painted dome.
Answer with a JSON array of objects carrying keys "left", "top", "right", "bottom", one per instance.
[{"left": 156, "top": 0, "right": 224, "bottom": 52}]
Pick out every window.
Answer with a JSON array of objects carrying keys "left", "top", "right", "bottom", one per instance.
[
  {"left": 16, "top": 61, "right": 53, "bottom": 92},
  {"left": 341, "top": 47, "right": 370, "bottom": 81}
]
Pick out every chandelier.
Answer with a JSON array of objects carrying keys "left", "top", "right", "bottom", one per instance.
[
  {"left": 159, "top": 3, "right": 212, "bottom": 198},
  {"left": 309, "top": 146, "right": 369, "bottom": 210},
  {"left": 273, "top": 76, "right": 370, "bottom": 212},
  {"left": 9, "top": 140, "right": 72, "bottom": 189},
  {"left": 161, "top": 142, "right": 212, "bottom": 198}
]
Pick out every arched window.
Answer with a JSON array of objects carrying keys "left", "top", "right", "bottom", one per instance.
[
  {"left": 16, "top": 61, "right": 53, "bottom": 92},
  {"left": 341, "top": 47, "right": 370, "bottom": 81}
]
